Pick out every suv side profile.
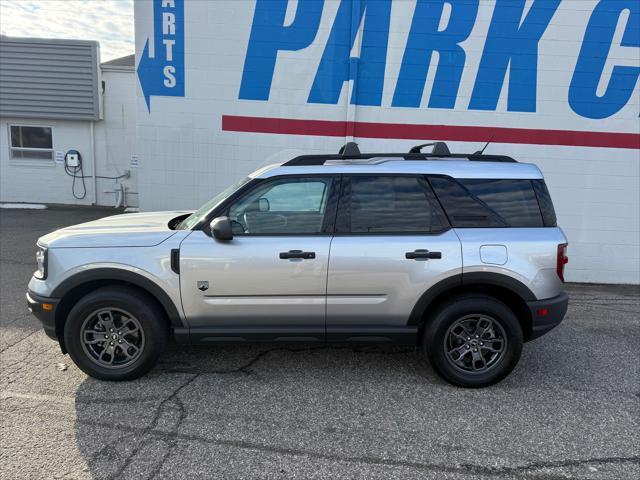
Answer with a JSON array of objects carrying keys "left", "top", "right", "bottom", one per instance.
[{"left": 27, "top": 142, "right": 569, "bottom": 388}]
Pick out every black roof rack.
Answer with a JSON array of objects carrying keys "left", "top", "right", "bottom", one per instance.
[
  {"left": 408, "top": 142, "right": 451, "bottom": 155},
  {"left": 283, "top": 142, "right": 517, "bottom": 166}
]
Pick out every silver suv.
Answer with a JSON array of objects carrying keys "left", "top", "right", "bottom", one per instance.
[{"left": 27, "top": 142, "right": 569, "bottom": 387}]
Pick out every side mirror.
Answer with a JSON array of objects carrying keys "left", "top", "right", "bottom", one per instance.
[
  {"left": 258, "top": 197, "right": 270, "bottom": 212},
  {"left": 210, "top": 216, "right": 233, "bottom": 241}
]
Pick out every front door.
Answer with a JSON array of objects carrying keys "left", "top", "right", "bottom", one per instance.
[
  {"left": 326, "top": 175, "right": 462, "bottom": 342},
  {"left": 179, "top": 175, "right": 339, "bottom": 342}
]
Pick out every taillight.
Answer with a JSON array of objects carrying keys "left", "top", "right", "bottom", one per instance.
[{"left": 557, "top": 243, "right": 568, "bottom": 282}]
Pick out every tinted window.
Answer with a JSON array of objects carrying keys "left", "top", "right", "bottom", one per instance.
[
  {"left": 532, "top": 180, "right": 557, "bottom": 226},
  {"left": 429, "top": 177, "right": 505, "bottom": 227},
  {"left": 228, "top": 177, "right": 334, "bottom": 234},
  {"left": 341, "top": 176, "right": 448, "bottom": 233},
  {"left": 429, "top": 177, "right": 545, "bottom": 227},
  {"left": 460, "top": 179, "right": 543, "bottom": 227}
]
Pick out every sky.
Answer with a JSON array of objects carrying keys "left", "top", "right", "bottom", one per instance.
[{"left": 0, "top": 0, "right": 134, "bottom": 61}]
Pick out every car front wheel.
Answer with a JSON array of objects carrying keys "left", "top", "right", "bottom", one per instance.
[
  {"left": 423, "top": 294, "right": 523, "bottom": 388},
  {"left": 64, "top": 286, "right": 168, "bottom": 381}
]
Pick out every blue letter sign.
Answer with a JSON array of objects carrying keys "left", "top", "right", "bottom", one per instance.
[
  {"left": 307, "top": 0, "right": 392, "bottom": 106},
  {"left": 237, "top": 0, "right": 639, "bottom": 120},
  {"left": 239, "top": 0, "right": 324, "bottom": 101},
  {"left": 569, "top": 0, "right": 639, "bottom": 119},
  {"left": 137, "top": 0, "right": 185, "bottom": 112},
  {"left": 469, "top": 0, "right": 560, "bottom": 112},
  {"left": 392, "top": 0, "right": 479, "bottom": 109}
]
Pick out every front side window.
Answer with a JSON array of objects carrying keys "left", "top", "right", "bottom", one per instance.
[
  {"left": 338, "top": 175, "right": 448, "bottom": 234},
  {"left": 180, "top": 176, "right": 253, "bottom": 230},
  {"left": 228, "top": 176, "right": 335, "bottom": 234},
  {"left": 9, "top": 125, "right": 53, "bottom": 161}
]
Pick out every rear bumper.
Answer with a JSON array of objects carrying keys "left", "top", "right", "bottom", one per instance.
[
  {"left": 526, "top": 291, "right": 569, "bottom": 341},
  {"left": 26, "top": 290, "right": 60, "bottom": 341}
]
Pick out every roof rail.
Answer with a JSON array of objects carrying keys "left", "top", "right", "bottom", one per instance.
[
  {"left": 338, "top": 142, "right": 361, "bottom": 155},
  {"left": 283, "top": 142, "right": 517, "bottom": 166},
  {"left": 408, "top": 142, "right": 450, "bottom": 155}
]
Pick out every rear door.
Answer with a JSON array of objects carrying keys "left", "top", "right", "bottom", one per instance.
[
  {"left": 326, "top": 175, "right": 462, "bottom": 342},
  {"left": 179, "top": 175, "right": 339, "bottom": 342}
]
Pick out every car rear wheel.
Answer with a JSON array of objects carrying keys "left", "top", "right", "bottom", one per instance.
[
  {"left": 423, "top": 294, "right": 523, "bottom": 388},
  {"left": 64, "top": 286, "right": 168, "bottom": 381}
]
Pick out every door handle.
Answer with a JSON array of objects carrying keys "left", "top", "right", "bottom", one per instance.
[
  {"left": 279, "top": 250, "right": 316, "bottom": 260},
  {"left": 405, "top": 249, "right": 442, "bottom": 260}
]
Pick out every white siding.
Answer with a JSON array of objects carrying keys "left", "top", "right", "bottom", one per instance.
[
  {"left": 94, "top": 68, "right": 138, "bottom": 207},
  {"left": 0, "top": 117, "right": 95, "bottom": 205},
  {"left": 0, "top": 38, "right": 101, "bottom": 121},
  {"left": 0, "top": 68, "right": 137, "bottom": 207}
]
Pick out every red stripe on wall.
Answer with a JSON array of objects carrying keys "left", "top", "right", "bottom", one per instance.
[{"left": 221, "top": 115, "right": 640, "bottom": 150}]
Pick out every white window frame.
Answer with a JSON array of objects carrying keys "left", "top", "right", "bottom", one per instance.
[{"left": 8, "top": 124, "right": 54, "bottom": 165}]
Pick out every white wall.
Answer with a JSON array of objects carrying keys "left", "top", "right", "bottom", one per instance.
[
  {"left": 134, "top": 0, "right": 639, "bottom": 283},
  {"left": 94, "top": 67, "right": 139, "bottom": 207},
  {"left": 0, "top": 117, "right": 96, "bottom": 205},
  {"left": 0, "top": 68, "right": 138, "bottom": 207}
]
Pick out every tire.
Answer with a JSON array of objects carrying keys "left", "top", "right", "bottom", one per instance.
[
  {"left": 64, "top": 286, "right": 168, "bottom": 381},
  {"left": 423, "top": 294, "right": 523, "bottom": 388}
]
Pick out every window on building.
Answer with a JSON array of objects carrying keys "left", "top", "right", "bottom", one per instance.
[{"left": 9, "top": 125, "right": 53, "bottom": 161}]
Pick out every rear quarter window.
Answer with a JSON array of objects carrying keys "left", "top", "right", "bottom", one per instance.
[
  {"left": 429, "top": 177, "right": 548, "bottom": 228},
  {"left": 531, "top": 180, "right": 557, "bottom": 227}
]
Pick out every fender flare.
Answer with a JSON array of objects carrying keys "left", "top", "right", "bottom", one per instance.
[
  {"left": 407, "top": 272, "right": 535, "bottom": 325},
  {"left": 462, "top": 272, "right": 536, "bottom": 302},
  {"left": 51, "top": 268, "right": 185, "bottom": 328}
]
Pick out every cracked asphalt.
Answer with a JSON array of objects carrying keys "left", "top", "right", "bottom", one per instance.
[{"left": 1, "top": 206, "right": 639, "bottom": 479}]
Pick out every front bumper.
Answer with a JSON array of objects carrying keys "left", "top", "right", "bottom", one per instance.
[
  {"left": 526, "top": 291, "right": 569, "bottom": 340},
  {"left": 26, "top": 290, "right": 60, "bottom": 341}
]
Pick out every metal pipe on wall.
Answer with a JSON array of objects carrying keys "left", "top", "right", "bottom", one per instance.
[{"left": 90, "top": 120, "right": 97, "bottom": 205}]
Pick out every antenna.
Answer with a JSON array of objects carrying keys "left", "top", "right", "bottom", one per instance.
[{"left": 474, "top": 136, "right": 494, "bottom": 155}]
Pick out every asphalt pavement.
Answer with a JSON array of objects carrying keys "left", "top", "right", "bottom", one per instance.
[{"left": 1, "top": 205, "right": 638, "bottom": 479}]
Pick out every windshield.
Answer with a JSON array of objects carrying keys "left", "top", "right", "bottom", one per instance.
[{"left": 179, "top": 177, "right": 253, "bottom": 229}]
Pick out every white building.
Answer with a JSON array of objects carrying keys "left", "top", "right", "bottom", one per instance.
[
  {"left": 0, "top": 37, "right": 138, "bottom": 207},
  {"left": 133, "top": 0, "right": 639, "bottom": 284},
  {"left": 95, "top": 54, "right": 139, "bottom": 208},
  {"left": 1, "top": 1, "right": 638, "bottom": 284}
]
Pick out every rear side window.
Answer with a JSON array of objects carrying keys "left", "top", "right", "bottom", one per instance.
[
  {"left": 429, "top": 177, "right": 548, "bottom": 228},
  {"left": 532, "top": 180, "right": 557, "bottom": 226},
  {"left": 338, "top": 175, "right": 448, "bottom": 233}
]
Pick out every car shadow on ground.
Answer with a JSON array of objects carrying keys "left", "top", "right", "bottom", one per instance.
[
  {"left": 69, "top": 337, "right": 624, "bottom": 480},
  {"left": 71, "top": 343, "right": 445, "bottom": 478}
]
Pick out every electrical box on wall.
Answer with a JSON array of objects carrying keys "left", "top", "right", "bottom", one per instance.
[{"left": 65, "top": 151, "right": 80, "bottom": 168}]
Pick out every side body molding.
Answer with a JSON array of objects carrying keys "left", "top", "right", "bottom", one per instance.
[{"left": 50, "top": 268, "right": 185, "bottom": 328}]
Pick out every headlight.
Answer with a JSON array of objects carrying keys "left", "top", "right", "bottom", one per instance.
[{"left": 34, "top": 246, "right": 47, "bottom": 280}]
